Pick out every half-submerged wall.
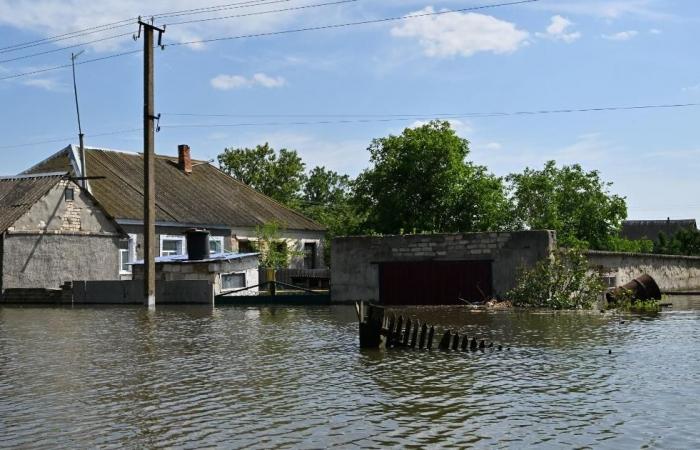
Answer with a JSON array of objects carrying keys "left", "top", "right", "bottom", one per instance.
[
  {"left": 331, "top": 231, "right": 555, "bottom": 304},
  {"left": 587, "top": 251, "right": 700, "bottom": 292}
]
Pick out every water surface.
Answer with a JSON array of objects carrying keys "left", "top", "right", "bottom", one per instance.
[{"left": 1, "top": 301, "right": 699, "bottom": 448}]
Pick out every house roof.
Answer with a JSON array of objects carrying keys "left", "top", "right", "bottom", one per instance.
[
  {"left": 621, "top": 219, "right": 697, "bottom": 241},
  {"left": 0, "top": 173, "right": 66, "bottom": 233},
  {"left": 25, "top": 146, "right": 324, "bottom": 231}
]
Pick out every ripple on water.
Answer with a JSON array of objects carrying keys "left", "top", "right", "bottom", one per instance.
[{"left": 1, "top": 305, "right": 699, "bottom": 448}]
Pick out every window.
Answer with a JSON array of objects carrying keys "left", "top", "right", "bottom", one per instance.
[
  {"left": 64, "top": 188, "right": 74, "bottom": 201},
  {"left": 119, "top": 234, "right": 138, "bottom": 274},
  {"left": 210, "top": 236, "right": 224, "bottom": 255},
  {"left": 221, "top": 272, "right": 246, "bottom": 291},
  {"left": 160, "top": 235, "right": 185, "bottom": 257},
  {"left": 120, "top": 249, "right": 130, "bottom": 273},
  {"left": 304, "top": 242, "right": 317, "bottom": 269},
  {"left": 238, "top": 239, "right": 255, "bottom": 253}
]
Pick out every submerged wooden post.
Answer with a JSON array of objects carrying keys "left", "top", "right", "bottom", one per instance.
[
  {"left": 402, "top": 319, "right": 412, "bottom": 347},
  {"left": 418, "top": 323, "right": 428, "bottom": 349},
  {"left": 426, "top": 326, "right": 435, "bottom": 350},
  {"left": 386, "top": 314, "right": 396, "bottom": 347},
  {"left": 410, "top": 320, "right": 420, "bottom": 348},
  {"left": 394, "top": 315, "right": 403, "bottom": 347},
  {"left": 438, "top": 330, "right": 452, "bottom": 350},
  {"left": 451, "top": 332, "right": 460, "bottom": 351},
  {"left": 470, "top": 337, "right": 478, "bottom": 351},
  {"left": 358, "top": 302, "right": 385, "bottom": 349},
  {"left": 460, "top": 335, "right": 469, "bottom": 351}
]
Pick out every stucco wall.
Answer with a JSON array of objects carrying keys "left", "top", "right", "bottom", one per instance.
[
  {"left": 587, "top": 251, "right": 700, "bottom": 292},
  {"left": 331, "top": 231, "right": 555, "bottom": 304},
  {"left": 2, "top": 234, "right": 122, "bottom": 290}
]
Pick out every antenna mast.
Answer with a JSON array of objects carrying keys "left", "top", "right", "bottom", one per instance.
[{"left": 71, "top": 50, "right": 86, "bottom": 188}]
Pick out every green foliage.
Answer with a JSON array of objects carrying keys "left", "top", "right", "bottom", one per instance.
[
  {"left": 607, "top": 288, "right": 661, "bottom": 313},
  {"left": 253, "top": 222, "right": 302, "bottom": 269},
  {"left": 507, "top": 248, "right": 605, "bottom": 310},
  {"left": 507, "top": 161, "right": 628, "bottom": 250},
  {"left": 218, "top": 143, "right": 306, "bottom": 207},
  {"left": 606, "top": 236, "right": 654, "bottom": 253},
  {"left": 353, "top": 120, "right": 512, "bottom": 234},
  {"left": 655, "top": 228, "right": 700, "bottom": 256}
]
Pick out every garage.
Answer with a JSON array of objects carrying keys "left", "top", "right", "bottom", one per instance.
[{"left": 379, "top": 260, "right": 493, "bottom": 306}]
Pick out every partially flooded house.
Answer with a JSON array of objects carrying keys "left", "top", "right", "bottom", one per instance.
[
  {"left": 0, "top": 172, "right": 124, "bottom": 295},
  {"left": 23, "top": 144, "right": 326, "bottom": 279}
]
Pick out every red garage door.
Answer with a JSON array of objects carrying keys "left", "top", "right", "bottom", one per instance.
[{"left": 379, "top": 261, "right": 492, "bottom": 306}]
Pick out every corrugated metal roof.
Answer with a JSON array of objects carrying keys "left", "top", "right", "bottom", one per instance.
[
  {"left": 621, "top": 219, "right": 697, "bottom": 241},
  {"left": 26, "top": 147, "right": 325, "bottom": 231},
  {"left": 0, "top": 173, "right": 65, "bottom": 232}
]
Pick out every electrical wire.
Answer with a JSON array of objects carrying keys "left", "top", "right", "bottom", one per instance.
[
  {"left": 167, "top": 0, "right": 538, "bottom": 47},
  {"left": 0, "top": 128, "right": 143, "bottom": 150},
  {"left": 165, "top": 0, "right": 358, "bottom": 27},
  {"left": 158, "top": 103, "right": 700, "bottom": 128}
]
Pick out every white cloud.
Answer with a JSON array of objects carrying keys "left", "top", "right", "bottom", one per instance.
[
  {"left": 649, "top": 28, "right": 662, "bottom": 34},
  {"left": 484, "top": 142, "right": 502, "bottom": 150},
  {"left": 532, "top": 0, "right": 674, "bottom": 21},
  {"left": 210, "top": 73, "right": 286, "bottom": 90},
  {"left": 391, "top": 7, "right": 529, "bottom": 58},
  {"left": 602, "top": 30, "right": 639, "bottom": 41},
  {"left": 21, "top": 78, "right": 62, "bottom": 91},
  {"left": 682, "top": 83, "right": 700, "bottom": 93},
  {"left": 536, "top": 15, "right": 581, "bottom": 43}
]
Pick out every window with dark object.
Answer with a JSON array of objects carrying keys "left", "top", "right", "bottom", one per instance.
[
  {"left": 65, "top": 188, "right": 74, "bottom": 201},
  {"left": 304, "top": 242, "right": 316, "bottom": 269},
  {"left": 221, "top": 272, "right": 246, "bottom": 291},
  {"left": 238, "top": 239, "right": 255, "bottom": 253}
]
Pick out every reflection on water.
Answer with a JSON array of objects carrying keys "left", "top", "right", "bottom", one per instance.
[{"left": 1, "top": 303, "right": 699, "bottom": 448}]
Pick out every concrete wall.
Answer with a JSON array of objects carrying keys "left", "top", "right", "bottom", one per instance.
[
  {"left": 2, "top": 233, "right": 122, "bottom": 290},
  {"left": 133, "top": 255, "right": 260, "bottom": 296},
  {"left": 71, "top": 280, "right": 214, "bottom": 305},
  {"left": 587, "top": 250, "right": 700, "bottom": 292},
  {"left": 331, "top": 231, "right": 555, "bottom": 304}
]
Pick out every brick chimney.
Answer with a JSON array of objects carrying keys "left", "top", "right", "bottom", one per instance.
[{"left": 178, "top": 144, "right": 192, "bottom": 174}]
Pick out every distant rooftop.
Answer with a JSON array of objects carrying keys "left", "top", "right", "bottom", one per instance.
[{"left": 621, "top": 219, "right": 697, "bottom": 242}]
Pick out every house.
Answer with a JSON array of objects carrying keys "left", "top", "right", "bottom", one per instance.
[
  {"left": 0, "top": 172, "right": 124, "bottom": 294},
  {"left": 621, "top": 219, "right": 697, "bottom": 243},
  {"left": 23, "top": 144, "right": 326, "bottom": 279}
]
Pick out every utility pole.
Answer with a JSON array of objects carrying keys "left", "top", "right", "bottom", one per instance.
[
  {"left": 136, "top": 18, "right": 165, "bottom": 308},
  {"left": 71, "top": 50, "right": 86, "bottom": 189}
]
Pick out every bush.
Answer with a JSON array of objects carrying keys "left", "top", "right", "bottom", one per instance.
[{"left": 507, "top": 248, "right": 604, "bottom": 309}]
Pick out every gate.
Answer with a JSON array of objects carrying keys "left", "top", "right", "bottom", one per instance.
[{"left": 379, "top": 260, "right": 492, "bottom": 305}]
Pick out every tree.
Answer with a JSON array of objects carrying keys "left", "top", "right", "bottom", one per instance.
[
  {"left": 353, "top": 120, "right": 512, "bottom": 234},
  {"left": 218, "top": 143, "right": 306, "bottom": 207},
  {"left": 507, "top": 161, "right": 627, "bottom": 249},
  {"left": 655, "top": 228, "right": 700, "bottom": 256}
]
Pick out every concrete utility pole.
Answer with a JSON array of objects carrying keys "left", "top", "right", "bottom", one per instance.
[
  {"left": 71, "top": 51, "right": 86, "bottom": 189},
  {"left": 137, "top": 18, "right": 165, "bottom": 307}
]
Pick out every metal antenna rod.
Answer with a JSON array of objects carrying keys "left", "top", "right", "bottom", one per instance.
[{"left": 71, "top": 50, "right": 86, "bottom": 189}]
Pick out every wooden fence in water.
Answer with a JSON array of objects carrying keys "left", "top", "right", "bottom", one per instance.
[{"left": 356, "top": 301, "right": 505, "bottom": 352}]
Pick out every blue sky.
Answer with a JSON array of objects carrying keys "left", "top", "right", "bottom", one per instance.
[{"left": 1, "top": 0, "right": 698, "bottom": 220}]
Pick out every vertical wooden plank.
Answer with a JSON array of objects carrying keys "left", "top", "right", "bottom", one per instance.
[
  {"left": 438, "top": 330, "right": 452, "bottom": 350},
  {"left": 386, "top": 314, "right": 396, "bottom": 347},
  {"left": 410, "top": 320, "right": 419, "bottom": 348},
  {"left": 479, "top": 340, "right": 486, "bottom": 350},
  {"left": 451, "top": 332, "right": 460, "bottom": 350},
  {"left": 394, "top": 315, "right": 403, "bottom": 347},
  {"left": 461, "top": 335, "right": 469, "bottom": 351},
  {"left": 418, "top": 323, "right": 428, "bottom": 349},
  {"left": 470, "top": 337, "right": 478, "bottom": 351},
  {"left": 426, "top": 326, "right": 435, "bottom": 350},
  {"left": 402, "top": 319, "right": 412, "bottom": 347}
]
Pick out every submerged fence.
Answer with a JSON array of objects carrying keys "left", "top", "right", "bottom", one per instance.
[{"left": 356, "top": 301, "right": 505, "bottom": 352}]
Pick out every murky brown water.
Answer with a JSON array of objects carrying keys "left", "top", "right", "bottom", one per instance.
[{"left": 1, "top": 299, "right": 699, "bottom": 449}]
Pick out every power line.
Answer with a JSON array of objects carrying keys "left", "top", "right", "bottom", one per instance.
[
  {"left": 166, "top": 0, "right": 358, "bottom": 27},
  {"left": 0, "top": 31, "right": 136, "bottom": 64},
  {"left": 0, "top": 128, "right": 143, "bottom": 150},
  {"left": 167, "top": 0, "right": 538, "bottom": 47},
  {"left": 158, "top": 103, "right": 700, "bottom": 127},
  {"left": 0, "top": 49, "right": 143, "bottom": 81},
  {"left": 0, "top": 0, "right": 534, "bottom": 81},
  {"left": 0, "top": 0, "right": 286, "bottom": 54}
]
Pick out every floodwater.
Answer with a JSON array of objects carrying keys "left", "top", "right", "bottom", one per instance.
[{"left": 1, "top": 299, "right": 699, "bottom": 449}]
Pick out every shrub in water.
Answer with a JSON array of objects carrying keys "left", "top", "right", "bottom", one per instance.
[{"left": 507, "top": 248, "right": 604, "bottom": 310}]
